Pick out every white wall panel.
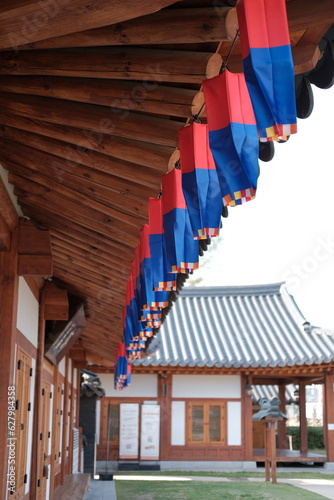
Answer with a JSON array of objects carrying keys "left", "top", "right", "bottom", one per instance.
[
  {"left": 172, "top": 375, "right": 241, "bottom": 399},
  {"left": 171, "top": 401, "right": 185, "bottom": 446},
  {"left": 16, "top": 277, "right": 39, "bottom": 348},
  {"left": 227, "top": 401, "right": 241, "bottom": 446},
  {"left": 99, "top": 373, "right": 158, "bottom": 398}
]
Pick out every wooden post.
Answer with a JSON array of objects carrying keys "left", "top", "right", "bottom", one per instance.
[
  {"left": 49, "top": 364, "right": 59, "bottom": 500},
  {"left": 324, "top": 371, "right": 334, "bottom": 462},
  {"left": 60, "top": 355, "right": 69, "bottom": 484},
  {"left": 264, "top": 424, "right": 271, "bottom": 482},
  {"left": 243, "top": 375, "right": 254, "bottom": 461},
  {"left": 158, "top": 372, "right": 172, "bottom": 461},
  {"left": 277, "top": 384, "right": 287, "bottom": 449},
  {"left": 264, "top": 416, "right": 283, "bottom": 484},
  {"left": 0, "top": 227, "right": 18, "bottom": 500},
  {"left": 299, "top": 381, "right": 308, "bottom": 454}
]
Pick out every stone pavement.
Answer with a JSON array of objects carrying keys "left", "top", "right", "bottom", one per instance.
[{"left": 85, "top": 479, "right": 117, "bottom": 500}]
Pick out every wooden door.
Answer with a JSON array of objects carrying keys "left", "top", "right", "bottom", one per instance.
[{"left": 36, "top": 379, "right": 52, "bottom": 500}]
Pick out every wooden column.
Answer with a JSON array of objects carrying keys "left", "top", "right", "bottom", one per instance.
[
  {"left": 277, "top": 384, "right": 287, "bottom": 449},
  {"left": 0, "top": 227, "right": 18, "bottom": 500},
  {"left": 49, "top": 364, "right": 59, "bottom": 500},
  {"left": 29, "top": 285, "right": 47, "bottom": 500},
  {"left": 60, "top": 356, "right": 69, "bottom": 484},
  {"left": 324, "top": 371, "right": 334, "bottom": 462},
  {"left": 158, "top": 372, "right": 172, "bottom": 461},
  {"left": 299, "top": 381, "right": 308, "bottom": 454},
  {"left": 243, "top": 375, "right": 254, "bottom": 461}
]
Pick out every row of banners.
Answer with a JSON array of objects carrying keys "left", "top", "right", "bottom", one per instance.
[{"left": 115, "top": 0, "right": 297, "bottom": 389}]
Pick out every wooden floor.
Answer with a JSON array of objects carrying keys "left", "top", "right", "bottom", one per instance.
[
  {"left": 253, "top": 448, "right": 327, "bottom": 463},
  {"left": 54, "top": 473, "right": 91, "bottom": 500}
]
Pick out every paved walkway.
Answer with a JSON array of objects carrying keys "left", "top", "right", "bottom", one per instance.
[{"left": 85, "top": 479, "right": 117, "bottom": 500}]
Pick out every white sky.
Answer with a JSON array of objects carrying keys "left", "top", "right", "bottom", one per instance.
[{"left": 188, "top": 85, "right": 334, "bottom": 329}]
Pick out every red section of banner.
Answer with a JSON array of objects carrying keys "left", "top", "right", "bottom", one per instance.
[
  {"left": 148, "top": 197, "right": 164, "bottom": 235},
  {"left": 162, "top": 168, "right": 187, "bottom": 215}
]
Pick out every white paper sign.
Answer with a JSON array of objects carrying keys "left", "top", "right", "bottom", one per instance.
[
  {"left": 328, "top": 423, "right": 334, "bottom": 431},
  {"left": 119, "top": 403, "right": 139, "bottom": 459},
  {"left": 140, "top": 404, "right": 160, "bottom": 460}
]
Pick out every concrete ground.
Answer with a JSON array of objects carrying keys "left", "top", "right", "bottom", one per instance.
[{"left": 85, "top": 479, "right": 117, "bottom": 500}]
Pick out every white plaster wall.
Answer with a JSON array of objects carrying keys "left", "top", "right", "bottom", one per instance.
[
  {"left": 16, "top": 277, "right": 39, "bottom": 348},
  {"left": 227, "top": 401, "right": 241, "bottom": 446},
  {"left": 73, "top": 368, "right": 77, "bottom": 389},
  {"left": 99, "top": 373, "right": 158, "bottom": 398},
  {"left": 172, "top": 375, "right": 241, "bottom": 399},
  {"left": 96, "top": 400, "right": 101, "bottom": 445},
  {"left": 171, "top": 401, "right": 185, "bottom": 446},
  {"left": 68, "top": 358, "right": 72, "bottom": 384},
  {"left": 58, "top": 358, "right": 66, "bottom": 376}
]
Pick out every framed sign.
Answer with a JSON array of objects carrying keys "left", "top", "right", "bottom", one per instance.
[
  {"left": 44, "top": 303, "right": 86, "bottom": 365},
  {"left": 119, "top": 404, "right": 139, "bottom": 460},
  {"left": 140, "top": 404, "right": 160, "bottom": 460}
]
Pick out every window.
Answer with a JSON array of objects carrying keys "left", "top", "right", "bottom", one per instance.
[{"left": 187, "top": 402, "right": 226, "bottom": 445}]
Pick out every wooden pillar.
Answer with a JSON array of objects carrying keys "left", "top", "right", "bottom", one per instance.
[
  {"left": 0, "top": 227, "right": 18, "bottom": 500},
  {"left": 158, "top": 372, "right": 172, "bottom": 461},
  {"left": 322, "top": 382, "right": 328, "bottom": 451},
  {"left": 243, "top": 375, "right": 254, "bottom": 460},
  {"left": 324, "top": 371, "right": 334, "bottom": 462},
  {"left": 299, "top": 381, "right": 308, "bottom": 454},
  {"left": 49, "top": 364, "right": 59, "bottom": 500},
  {"left": 277, "top": 384, "right": 287, "bottom": 449},
  {"left": 29, "top": 285, "right": 47, "bottom": 499}
]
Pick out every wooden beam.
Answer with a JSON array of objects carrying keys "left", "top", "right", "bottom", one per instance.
[
  {"left": 17, "top": 205, "right": 135, "bottom": 263},
  {"left": 17, "top": 218, "right": 53, "bottom": 276},
  {"left": 44, "top": 281, "right": 69, "bottom": 320},
  {"left": 9, "top": 171, "right": 146, "bottom": 231},
  {"left": 14, "top": 187, "right": 141, "bottom": 247},
  {"left": 16, "top": 7, "right": 237, "bottom": 50},
  {"left": 324, "top": 371, "right": 334, "bottom": 462},
  {"left": 0, "top": 215, "right": 11, "bottom": 251},
  {"left": 0, "top": 0, "right": 178, "bottom": 50},
  {"left": 0, "top": 47, "right": 212, "bottom": 84},
  {"left": 0, "top": 111, "right": 174, "bottom": 171},
  {"left": 0, "top": 228, "right": 18, "bottom": 499},
  {"left": 286, "top": 0, "right": 334, "bottom": 33},
  {"left": 0, "top": 130, "right": 163, "bottom": 191},
  {"left": 0, "top": 174, "right": 18, "bottom": 231},
  {"left": 0, "top": 93, "right": 182, "bottom": 147},
  {"left": 0, "top": 75, "right": 196, "bottom": 118}
]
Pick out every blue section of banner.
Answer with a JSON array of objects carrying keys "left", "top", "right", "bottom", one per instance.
[
  {"left": 208, "top": 122, "right": 259, "bottom": 203},
  {"left": 243, "top": 45, "right": 297, "bottom": 137}
]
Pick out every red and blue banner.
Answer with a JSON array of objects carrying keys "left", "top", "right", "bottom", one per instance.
[
  {"left": 203, "top": 70, "right": 259, "bottom": 207},
  {"left": 114, "top": 342, "right": 132, "bottom": 390},
  {"left": 179, "top": 122, "right": 222, "bottom": 239},
  {"left": 236, "top": 0, "right": 297, "bottom": 141},
  {"left": 148, "top": 197, "right": 177, "bottom": 291},
  {"left": 162, "top": 168, "right": 199, "bottom": 273}
]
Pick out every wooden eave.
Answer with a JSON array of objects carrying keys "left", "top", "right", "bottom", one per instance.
[{"left": 0, "top": 0, "right": 333, "bottom": 362}]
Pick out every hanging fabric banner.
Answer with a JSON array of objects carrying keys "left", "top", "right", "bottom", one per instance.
[
  {"left": 162, "top": 168, "right": 199, "bottom": 273},
  {"left": 236, "top": 0, "right": 297, "bottom": 142},
  {"left": 179, "top": 122, "right": 222, "bottom": 240},
  {"left": 114, "top": 342, "right": 131, "bottom": 390},
  {"left": 148, "top": 197, "right": 177, "bottom": 292},
  {"left": 203, "top": 70, "right": 259, "bottom": 207}
]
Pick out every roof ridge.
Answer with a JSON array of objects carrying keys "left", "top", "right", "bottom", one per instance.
[{"left": 181, "top": 282, "right": 285, "bottom": 297}]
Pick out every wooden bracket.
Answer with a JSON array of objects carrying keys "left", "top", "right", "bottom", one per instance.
[
  {"left": 43, "top": 282, "right": 69, "bottom": 321},
  {"left": 17, "top": 219, "right": 53, "bottom": 276}
]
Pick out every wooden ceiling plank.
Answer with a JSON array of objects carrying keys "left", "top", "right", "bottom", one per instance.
[
  {"left": 0, "top": 0, "right": 178, "bottom": 49},
  {"left": 18, "top": 206, "right": 135, "bottom": 262},
  {"left": 0, "top": 47, "right": 212, "bottom": 84},
  {"left": 7, "top": 168, "right": 146, "bottom": 229},
  {"left": 0, "top": 76, "right": 196, "bottom": 119},
  {"left": 0, "top": 111, "right": 174, "bottom": 171},
  {"left": 14, "top": 7, "right": 237, "bottom": 50},
  {"left": 0, "top": 131, "right": 158, "bottom": 201},
  {"left": 286, "top": 0, "right": 334, "bottom": 33},
  {"left": 0, "top": 92, "right": 183, "bottom": 148},
  {"left": 10, "top": 174, "right": 143, "bottom": 238},
  {"left": 16, "top": 194, "right": 138, "bottom": 249},
  {"left": 1, "top": 156, "right": 149, "bottom": 220}
]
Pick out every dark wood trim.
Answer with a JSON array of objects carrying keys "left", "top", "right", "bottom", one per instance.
[
  {"left": 0, "top": 227, "right": 19, "bottom": 499},
  {"left": 242, "top": 374, "right": 253, "bottom": 460},
  {"left": 277, "top": 384, "right": 288, "bottom": 449},
  {"left": 49, "top": 364, "right": 59, "bottom": 500},
  {"left": 61, "top": 356, "right": 69, "bottom": 484},
  {"left": 324, "top": 371, "right": 334, "bottom": 462}
]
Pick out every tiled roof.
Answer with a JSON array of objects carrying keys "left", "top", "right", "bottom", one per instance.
[{"left": 134, "top": 283, "right": 334, "bottom": 368}]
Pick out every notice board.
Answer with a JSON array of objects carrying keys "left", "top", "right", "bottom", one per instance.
[
  {"left": 119, "top": 403, "right": 139, "bottom": 459},
  {"left": 140, "top": 404, "right": 160, "bottom": 460}
]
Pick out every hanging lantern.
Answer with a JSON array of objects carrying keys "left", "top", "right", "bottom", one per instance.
[
  {"left": 236, "top": 0, "right": 297, "bottom": 141},
  {"left": 148, "top": 197, "right": 177, "bottom": 291},
  {"left": 162, "top": 168, "right": 199, "bottom": 273},
  {"left": 203, "top": 70, "right": 259, "bottom": 207},
  {"left": 179, "top": 122, "right": 222, "bottom": 239}
]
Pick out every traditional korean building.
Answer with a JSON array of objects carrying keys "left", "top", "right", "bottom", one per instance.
[
  {"left": 96, "top": 284, "right": 334, "bottom": 469},
  {"left": 0, "top": 1, "right": 333, "bottom": 499}
]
